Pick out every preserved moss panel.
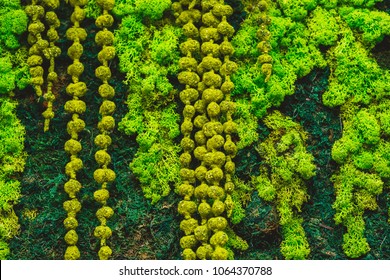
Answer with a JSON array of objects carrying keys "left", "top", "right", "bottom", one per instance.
[
  {"left": 5, "top": 0, "right": 390, "bottom": 260},
  {"left": 9, "top": 3, "right": 180, "bottom": 259}
]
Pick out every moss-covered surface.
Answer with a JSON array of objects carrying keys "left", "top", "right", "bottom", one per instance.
[{"left": 5, "top": 0, "right": 390, "bottom": 259}]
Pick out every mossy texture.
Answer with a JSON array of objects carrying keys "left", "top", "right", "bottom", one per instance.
[{"left": 1, "top": 0, "right": 389, "bottom": 260}]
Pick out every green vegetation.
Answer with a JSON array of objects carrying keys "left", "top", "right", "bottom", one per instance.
[
  {"left": 92, "top": 0, "right": 117, "bottom": 260},
  {"left": 0, "top": 0, "right": 389, "bottom": 260},
  {"left": 0, "top": 0, "right": 28, "bottom": 260}
]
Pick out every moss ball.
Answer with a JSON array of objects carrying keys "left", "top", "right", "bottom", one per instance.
[
  {"left": 201, "top": 41, "right": 220, "bottom": 56},
  {"left": 208, "top": 216, "right": 227, "bottom": 231},
  {"left": 47, "top": 71, "right": 58, "bottom": 82},
  {"left": 220, "top": 60, "right": 238, "bottom": 76},
  {"left": 95, "top": 30, "right": 114, "bottom": 46},
  {"left": 64, "top": 100, "right": 86, "bottom": 114},
  {"left": 180, "top": 38, "right": 200, "bottom": 55},
  {"left": 258, "top": 54, "right": 273, "bottom": 65},
  {"left": 179, "top": 152, "right": 192, "bottom": 167},
  {"left": 64, "top": 246, "right": 80, "bottom": 260},
  {"left": 223, "top": 120, "right": 237, "bottom": 134},
  {"left": 182, "top": 248, "right": 196, "bottom": 260},
  {"left": 181, "top": 119, "right": 193, "bottom": 134},
  {"left": 208, "top": 185, "right": 225, "bottom": 200},
  {"left": 98, "top": 246, "right": 112, "bottom": 260},
  {"left": 202, "top": 11, "right": 220, "bottom": 27},
  {"left": 68, "top": 42, "right": 83, "bottom": 60},
  {"left": 29, "top": 66, "right": 44, "bottom": 78},
  {"left": 224, "top": 181, "right": 235, "bottom": 193},
  {"left": 179, "top": 57, "right": 198, "bottom": 71},
  {"left": 212, "top": 4, "right": 233, "bottom": 17},
  {"left": 203, "top": 121, "right": 223, "bottom": 138},
  {"left": 195, "top": 165, "right": 208, "bottom": 181},
  {"left": 64, "top": 217, "right": 78, "bottom": 230},
  {"left": 194, "top": 99, "right": 206, "bottom": 114},
  {"left": 27, "top": 55, "right": 43, "bottom": 67},
  {"left": 96, "top": 0, "right": 115, "bottom": 11},
  {"left": 207, "top": 102, "right": 221, "bottom": 118},
  {"left": 25, "top": 5, "right": 45, "bottom": 18},
  {"left": 94, "top": 134, "right": 112, "bottom": 149},
  {"left": 64, "top": 179, "right": 82, "bottom": 198},
  {"left": 210, "top": 231, "right": 228, "bottom": 247},
  {"left": 99, "top": 84, "right": 115, "bottom": 99},
  {"left": 200, "top": 27, "right": 220, "bottom": 42},
  {"left": 178, "top": 200, "right": 197, "bottom": 218},
  {"left": 179, "top": 168, "right": 195, "bottom": 182},
  {"left": 178, "top": 71, "right": 200, "bottom": 87},
  {"left": 212, "top": 200, "right": 225, "bottom": 216},
  {"left": 177, "top": 183, "right": 194, "bottom": 198},
  {"left": 66, "top": 27, "right": 87, "bottom": 41},
  {"left": 180, "top": 235, "right": 197, "bottom": 249},
  {"left": 67, "top": 118, "right": 85, "bottom": 136},
  {"left": 66, "top": 82, "right": 87, "bottom": 98},
  {"left": 183, "top": 22, "right": 199, "bottom": 38},
  {"left": 95, "top": 65, "right": 112, "bottom": 81},
  {"left": 180, "top": 218, "right": 198, "bottom": 235},
  {"left": 96, "top": 206, "right": 114, "bottom": 220},
  {"left": 98, "top": 116, "right": 115, "bottom": 131},
  {"left": 67, "top": 61, "right": 84, "bottom": 77},
  {"left": 194, "top": 225, "right": 209, "bottom": 242},
  {"left": 94, "top": 168, "right": 116, "bottom": 184},
  {"left": 181, "top": 137, "right": 195, "bottom": 152},
  {"left": 206, "top": 134, "right": 225, "bottom": 151},
  {"left": 180, "top": 88, "right": 199, "bottom": 104},
  {"left": 98, "top": 46, "right": 116, "bottom": 64},
  {"left": 196, "top": 244, "right": 213, "bottom": 260},
  {"left": 94, "top": 225, "right": 112, "bottom": 239},
  {"left": 206, "top": 167, "right": 224, "bottom": 184},
  {"left": 64, "top": 139, "right": 82, "bottom": 154},
  {"left": 183, "top": 105, "right": 196, "bottom": 119},
  {"left": 202, "top": 71, "right": 222, "bottom": 88},
  {"left": 217, "top": 20, "right": 235, "bottom": 37},
  {"left": 224, "top": 161, "right": 235, "bottom": 174},
  {"left": 95, "top": 150, "right": 111, "bottom": 166},
  {"left": 63, "top": 199, "right": 82, "bottom": 214},
  {"left": 193, "top": 115, "right": 209, "bottom": 129},
  {"left": 219, "top": 40, "right": 234, "bottom": 56},
  {"left": 47, "top": 28, "right": 59, "bottom": 42},
  {"left": 202, "top": 88, "right": 224, "bottom": 104},
  {"left": 64, "top": 230, "right": 78, "bottom": 246},
  {"left": 195, "top": 130, "right": 207, "bottom": 145},
  {"left": 99, "top": 100, "right": 116, "bottom": 115},
  {"left": 70, "top": 6, "right": 85, "bottom": 23},
  {"left": 65, "top": 158, "right": 83, "bottom": 176},
  {"left": 211, "top": 246, "right": 228, "bottom": 260},
  {"left": 198, "top": 202, "right": 212, "bottom": 218},
  {"left": 224, "top": 139, "right": 237, "bottom": 156},
  {"left": 96, "top": 14, "right": 114, "bottom": 28},
  {"left": 194, "top": 146, "right": 208, "bottom": 161},
  {"left": 28, "top": 22, "right": 45, "bottom": 35}
]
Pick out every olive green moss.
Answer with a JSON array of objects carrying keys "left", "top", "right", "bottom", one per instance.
[{"left": 0, "top": 0, "right": 28, "bottom": 260}]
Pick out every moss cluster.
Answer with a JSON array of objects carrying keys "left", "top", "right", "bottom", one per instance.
[
  {"left": 26, "top": 0, "right": 61, "bottom": 131},
  {"left": 114, "top": 0, "right": 182, "bottom": 204}
]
